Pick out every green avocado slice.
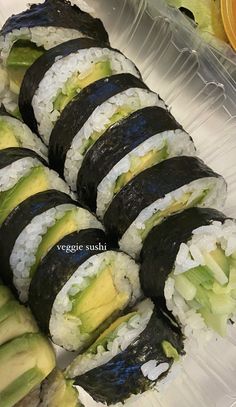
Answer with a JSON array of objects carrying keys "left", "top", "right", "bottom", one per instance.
[
  {"left": 0, "top": 333, "right": 55, "bottom": 406},
  {"left": 115, "top": 145, "right": 168, "bottom": 195},
  {"left": 30, "top": 209, "right": 79, "bottom": 277},
  {"left": 0, "top": 300, "right": 38, "bottom": 346},
  {"left": 54, "top": 60, "right": 112, "bottom": 112},
  {"left": 6, "top": 40, "right": 45, "bottom": 96},
  {"left": 87, "top": 311, "right": 137, "bottom": 354},
  {"left": 0, "top": 166, "right": 50, "bottom": 226},
  {"left": 0, "top": 286, "right": 13, "bottom": 309},
  {"left": 68, "top": 266, "right": 129, "bottom": 335},
  {"left": 41, "top": 371, "right": 81, "bottom": 407},
  {"left": 0, "top": 119, "right": 20, "bottom": 150}
]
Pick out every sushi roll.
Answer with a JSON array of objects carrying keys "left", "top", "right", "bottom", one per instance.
[
  {"left": 0, "top": 0, "right": 109, "bottom": 112},
  {"left": 49, "top": 73, "right": 165, "bottom": 188},
  {"left": 19, "top": 38, "right": 141, "bottom": 142},
  {"left": 0, "top": 333, "right": 55, "bottom": 407},
  {"left": 39, "top": 370, "right": 83, "bottom": 407},
  {"left": 0, "top": 147, "right": 71, "bottom": 226},
  {"left": 140, "top": 207, "right": 236, "bottom": 339},
  {"left": 66, "top": 299, "right": 184, "bottom": 404},
  {"left": 29, "top": 229, "right": 141, "bottom": 351},
  {"left": 77, "top": 105, "right": 196, "bottom": 215},
  {"left": 0, "top": 189, "right": 101, "bottom": 302},
  {"left": 0, "top": 104, "right": 47, "bottom": 159},
  {"left": 0, "top": 283, "right": 55, "bottom": 407},
  {"left": 104, "top": 156, "right": 227, "bottom": 258}
]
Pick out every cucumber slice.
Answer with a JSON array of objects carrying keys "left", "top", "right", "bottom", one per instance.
[
  {"left": 175, "top": 274, "right": 197, "bottom": 301},
  {"left": 185, "top": 266, "right": 214, "bottom": 289},
  {"left": 212, "top": 281, "right": 231, "bottom": 294},
  {"left": 200, "top": 309, "right": 228, "bottom": 336},
  {"left": 229, "top": 266, "right": 236, "bottom": 289},
  {"left": 208, "top": 292, "right": 236, "bottom": 315},
  {"left": 203, "top": 251, "right": 228, "bottom": 285}
]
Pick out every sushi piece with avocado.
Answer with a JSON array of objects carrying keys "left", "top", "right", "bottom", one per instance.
[
  {"left": 40, "top": 370, "right": 83, "bottom": 407},
  {"left": 104, "top": 156, "right": 227, "bottom": 259},
  {"left": 48, "top": 73, "right": 164, "bottom": 188},
  {"left": 0, "top": 188, "right": 102, "bottom": 302},
  {"left": 0, "top": 105, "right": 47, "bottom": 159},
  {"left": 29, "top": 229, "right": 141, "bottom": 351},
  {"left": 140, "top": 207, "right": 236, "bottom": 340},
  {"left": 0, "top": 333, "right": 56, "bottom": 407},
  {"left": 19, "top": 38, "right": 140, "bottom": 143},
  {"left": 77, "top": 105, "right": 196, "bottom": 216},
  {"left": 0, "top": 281, "right": 38, "bottom": 348},
  {"left": 66, "top": 299, "right": 184, "bottom": 404},
  {"left": 0, "top": 299, "right": 38, "bottom": 346},
  {"left": 0, "top": 0, "right": 109, "bottom": 112},
  {"left": 0, "top": 147, "right": 72, "bottom": 227}
]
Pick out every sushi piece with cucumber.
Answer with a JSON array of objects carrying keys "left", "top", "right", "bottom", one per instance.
[
  {"left": 19, "top": 38, "right": 141, "bottom": 143},
  {"left": 76, "top": 105, "right": 196, "bottom": 215},
  {"left": 0, "top": 147, "right": 72, "bottom": 227},
  {"left": 39, "top": 370, "right": 83, "bottom": 407},
  {"left": 65, "top": 299, "right": 184, "bottom": 404},
  {"left": 0, "top": 0, "right": 109, "bottom": 112},
  {"left": 140, "top": 207, "right": 236, "bottom": 340},
  {"left": 0, "top": 104, "right": 47, "bottom": 158},
  {"left": 0, "top": 189, "right": 101, "bottom": 302},
  {"left": 0, "top": 283, "right": 55, "bottom": 407},
  {"left": 29, "top": 229, "right": 141, "bottom": 351},
  {"left": 104, "top": 156, "right": 227, "bottom": 258},
  {"left": 48, "top": 73, "right": 165, "bottom": 188}
]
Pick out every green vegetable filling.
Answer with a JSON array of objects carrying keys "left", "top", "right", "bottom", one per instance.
[
  {"left": 114, "top": 144, "right": 168, "bottom": 195},
  {"left": 173, "top": 247, "right": 236, "bottom": 336},
  {"left": 6, "top": 40, "right": 45, "bottom": 95},
  {"left": 53, "top": 60, "right": 112, "bottom": 112},
  {"left": 0, "top": 119, "right": 20, "bottom": 150},
  {"left": 87, "top": 311, "right": 137, "bottom": 354},
  {"left": 82, "top": 105, "right": 134, "bottom": 156},
  {"left": 67, "top": 264, "right": 129, "bottom": 336},
  {"left": 140, "top": 189, "right": 209, "bottom": 241},
  {"left": 162, "top": 340, "right": 180, "bottom": 361}
]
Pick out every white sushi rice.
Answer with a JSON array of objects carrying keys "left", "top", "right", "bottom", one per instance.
[
  {"left": 50, "top": 251, "right": 141, "bottom": 351},
  {"left": 66, "top": 299, "right": 154, "bottom": 378},
  {"left": 11, "top": 204, "right": 102, "bottom": 303},
  {"left": 0, "top": 27, "right": 87, "bottom": 62},
  {"left": 119, "top": 176, "right": 227, "bottom": 259},
  {"left": 0, "top": 157, "right": 41, "bottom": 192},
  {"left": 97, "top": 129, "right": 196, "bottom": 219},
  {"left": 32, "top": 47, "right": 140, "bottom": 143},
  {"left": 165, "top": 219, "right": 236, "bottom": 343},
  {"left": 65, "top": 88, "right": 164, "bottom": 191},
  {"left": 0, "top": 115, "right": 47, "bottom": 159}
]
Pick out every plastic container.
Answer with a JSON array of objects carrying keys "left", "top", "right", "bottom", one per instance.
[{"left": 1, "top": 1, "right": 236, "bottom": 406}]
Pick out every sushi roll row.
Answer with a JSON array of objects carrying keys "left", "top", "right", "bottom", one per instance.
[
  {"left": 0, "top": 0, "right": 109, "bottom": 114},
  {"left": 0, "top": 282, "right": 55, "bottom": 407},
  {"left": 0, "top": 0, "right": 235, "bottom": 405}
]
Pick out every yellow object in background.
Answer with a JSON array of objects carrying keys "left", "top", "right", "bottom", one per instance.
[{"left": 221, "top": 0, "right": 236, "bottom": 51}]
